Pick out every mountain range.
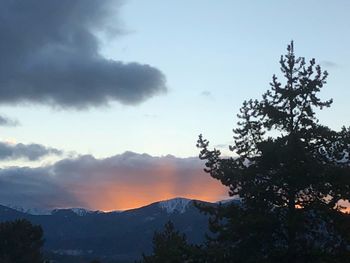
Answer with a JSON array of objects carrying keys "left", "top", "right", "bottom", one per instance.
[{"left": 0, "top": 198, "right": 217, "bottom": 262}]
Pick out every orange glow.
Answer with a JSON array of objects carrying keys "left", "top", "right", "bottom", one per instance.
[
  {"left": 67, "top": 163, "right": 227, "bottom": 211},
  {"left": 90, "top": 178, "right": 226, "bottom": 212}
]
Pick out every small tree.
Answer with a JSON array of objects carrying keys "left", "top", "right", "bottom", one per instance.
[
  {"left": 197, "top": 42, "right": 350, "bottom": 262},
  {"left": 0, "top": 219, "right": 44, "bottom": 263},
  {"left": 141, "top": 221, "right": 194, "bottom": 263}
]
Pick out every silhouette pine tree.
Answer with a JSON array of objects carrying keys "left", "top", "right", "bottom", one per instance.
[
  {"left": 0, "top": 219, "right": 44, "bottom": 263},
  {"left": 197, "top": 42, "right": 350, "bottom": 263},
  {"left": 140, "top": 221, "right": 195, "bottom": 263}
]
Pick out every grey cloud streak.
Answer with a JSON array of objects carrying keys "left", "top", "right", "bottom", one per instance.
[
  {"left": 320, "top": 60, "right": 339, "bottom": 68},
  {"left": 0, "top": 0, "right": 166, "bottom": 109},
  {"left": 0, "top": 152, "right": 227, "bottom": 211},
  {"left": 0, "top": 115, "right": 19, "bottom": 126},
  {"left": 0, "top": 142, "right": 62, "bottom": 161}
]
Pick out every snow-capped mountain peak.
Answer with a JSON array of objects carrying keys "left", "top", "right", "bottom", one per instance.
[
  {"left": 50, "top": 208, "right": 100, "bottom": 216},
  {"left": 158, "top": 198, "right": 192, "bottom": 214},
  {"left": 69, "top": 208, "right": 96, "bottom": 216},
  {"left": 5, "top": 204, "right": 102, "bottom": 216},
  {"left": 5, "top": 204, "right": 51, "bottom": 215}
]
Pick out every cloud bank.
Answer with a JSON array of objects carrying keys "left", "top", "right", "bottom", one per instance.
[
  {"left": 0, "top": 152, "right": 227, "bottom": 211},
  {"left": 0, "top": 142, "right": 62, "bottom": 161},
  {"left": 0, "top": 0, "right": 166, "bottom": 109}
]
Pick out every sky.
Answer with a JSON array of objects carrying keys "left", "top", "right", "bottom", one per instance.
[{"left": 0, "top": 0, "right": 349, "bottom": 211}]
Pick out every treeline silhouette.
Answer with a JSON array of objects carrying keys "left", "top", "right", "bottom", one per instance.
[
  {"left": 0, "top": 219, "right": 104, "bottom": 262},
  {"left": 0, "top": 219, "right": 44, "bottom": 262},
  {"left": 141, "top": 42, "right": 350, "bottom": 263}
]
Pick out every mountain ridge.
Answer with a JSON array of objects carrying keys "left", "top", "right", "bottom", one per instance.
[
  {"left": 3, "top": 197, "right": 208, "bottom": 216},
  {"left": 0, "top": 197, "right": 216, "bottom": 261}
]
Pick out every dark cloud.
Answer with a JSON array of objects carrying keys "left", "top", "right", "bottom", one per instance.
[
  {"left": 0, "top": 142, "right": 62, "bottom": 161},
  {"left": 0, "top": 167, "right": 82, "bottom": 209},
  {"left": 0, "top": 115, "right": 19, "bottom": 126},
  {"left": 0, "top": 0, "right": 166, "bottom": 109},
  {"left": 0, "top": 152, "right": 227, "bottom": 211}
]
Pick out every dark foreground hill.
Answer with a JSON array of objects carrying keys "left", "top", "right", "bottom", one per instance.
[{"left": 0, "top": 198, "right": 215, "bottom": 262}]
